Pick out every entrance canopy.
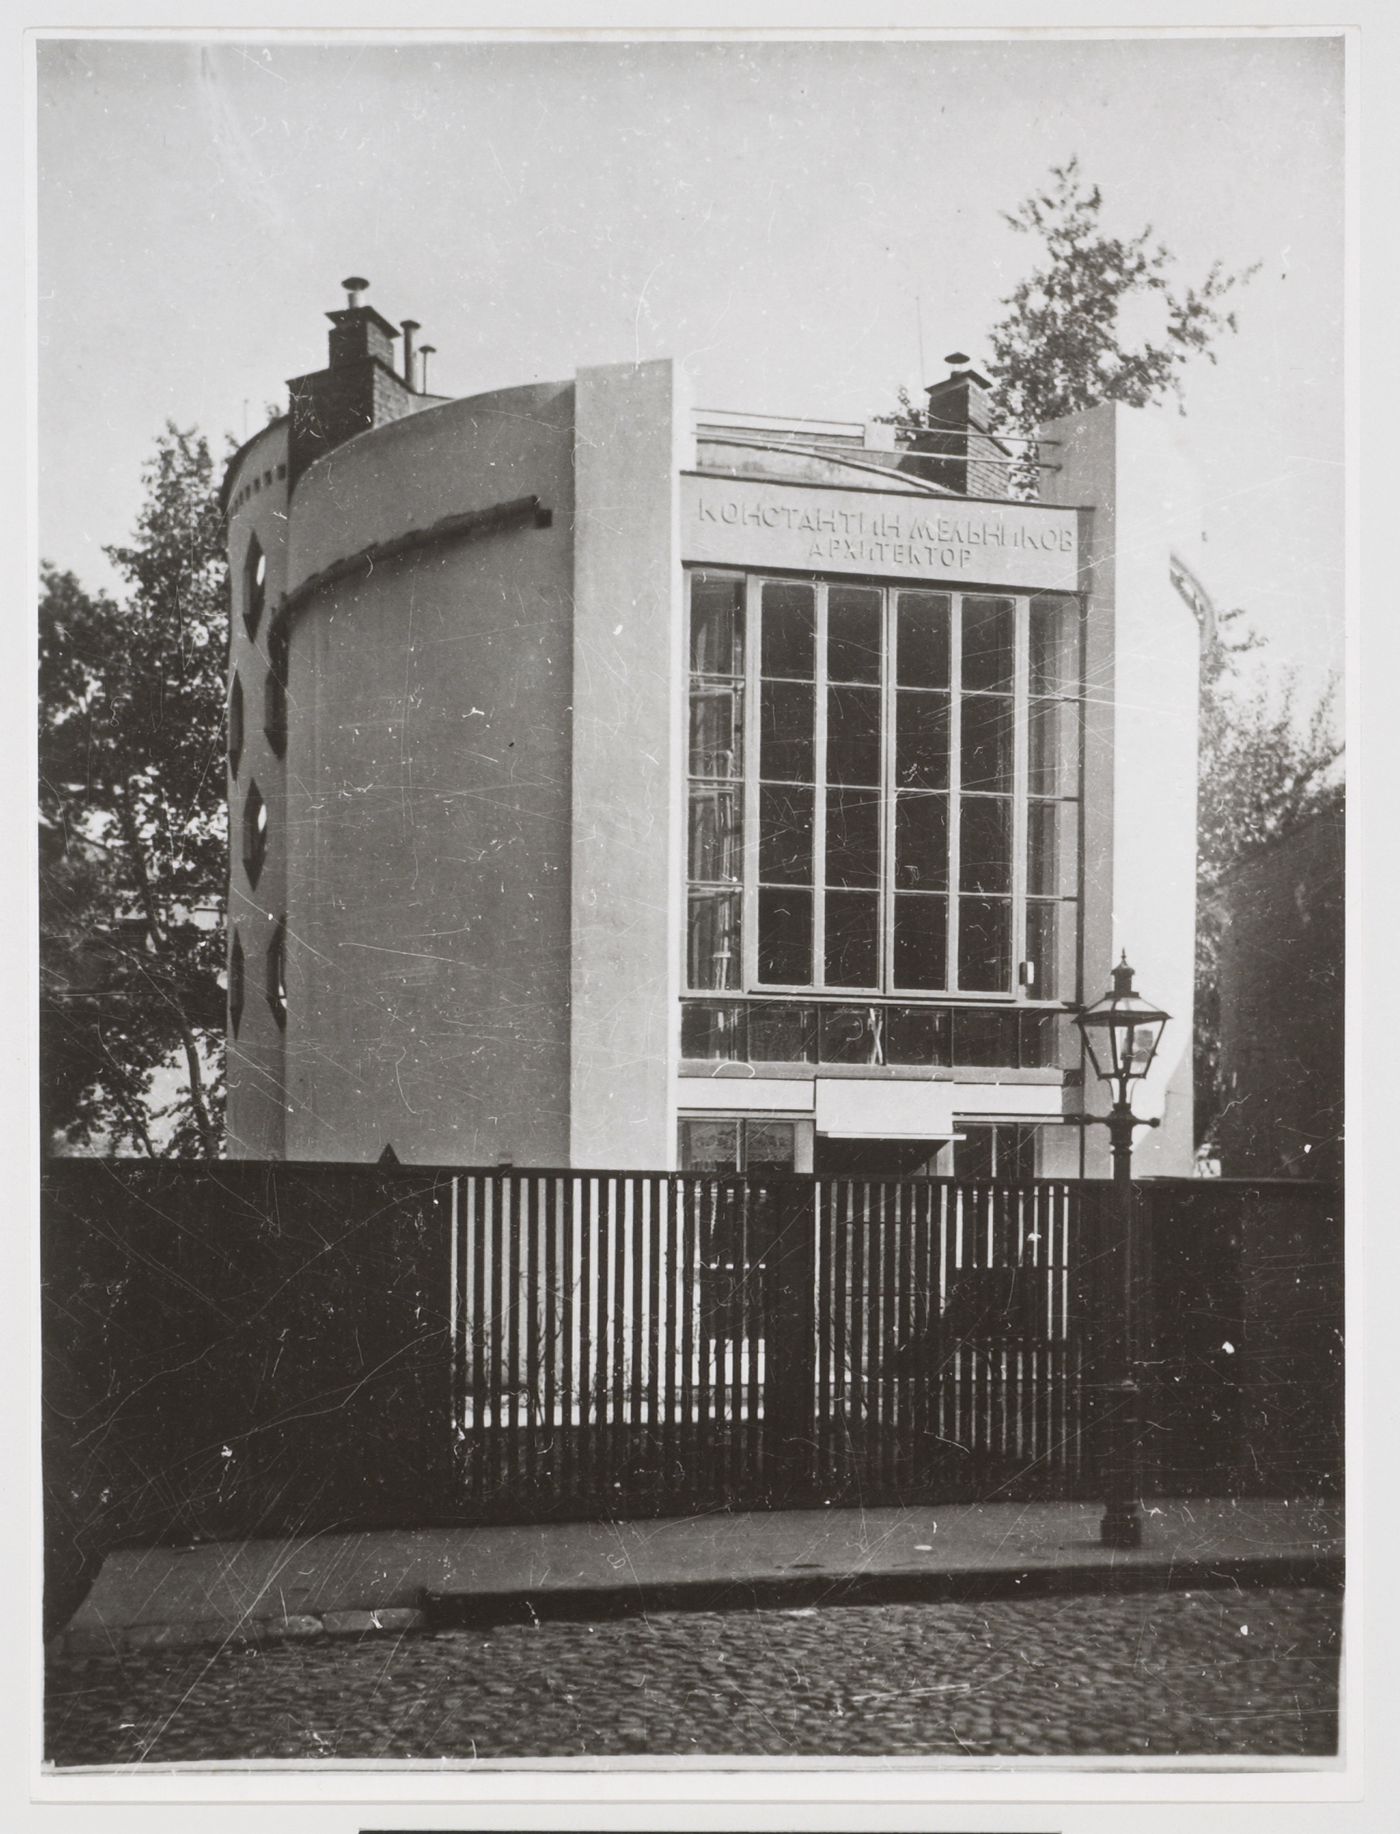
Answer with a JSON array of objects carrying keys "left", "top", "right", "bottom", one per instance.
[{"left": 814, "top": 1080, "right": 955, "bottom": 1141}]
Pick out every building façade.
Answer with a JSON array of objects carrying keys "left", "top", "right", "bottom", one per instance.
[{"left": 222, "top": 281, "right": 1206, "bottom": 1179}]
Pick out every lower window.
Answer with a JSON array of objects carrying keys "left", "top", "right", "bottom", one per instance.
[
  {"left": 678, "top": 1117, "right": 798, "bottom": 1176},
  {"left": 954, "top": 1123, "right": 1038, "bottom": 1181}
]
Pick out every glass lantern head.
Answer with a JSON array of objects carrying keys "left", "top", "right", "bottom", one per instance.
[{"left": 1075, "top": 954, "right": 1171, "bottom": 1092}]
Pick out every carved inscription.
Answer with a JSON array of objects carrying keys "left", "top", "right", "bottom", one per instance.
[
  {"left": 695, "top": 494, "right": 1073, "bottom": 570},
  {"left": 682, "top": 478, "right": 1079, "bottom": 590}
]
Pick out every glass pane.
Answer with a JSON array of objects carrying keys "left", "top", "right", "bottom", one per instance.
[
  {"left": 820, "top": 1004, "right": 879, "bottom": 1064},
  {"left": 689, "top": 681, "right": 744, "bottom": 779},
  {"left": 1019, "top": 1009, "right": 1058, "bottom": 1070},
  {"left": 896, "top": 591, "right": 951, "bottom": 688},
  {"left": 680, "top": 1002, "right": 746, "bottom": 1061},
  {"left": 957, "top": 898, "right": 1012, "bottom": 992},
  {"left": 824, "top": 890, "right": 879, "bottom": 987},
  {"left": 1024, "top": 900, "right": 1059, "bottom": 1000},
  {"left": 956, "top": 1128, "right": 996, "bottom": 1182},
  {"left": 1028, "top": 799, "right": 1079, "bottom": 899},
  {"left": 745, "top": 1121, "right": 796, "bottom": 1176},
  {"left": 825, "top": 787, "right": 881, "bottom": 889},
  {"left": 1029, "top": 594, "right": 1078, "bottom": 695},
  {"left": 689, "top": 574, "right": 744, "bottom": 675},
  {"left": 895, "top": 690, "right": 950, "bottom": 789},
  {"left": 1001, "top": 1125, "right": 1037, "bottom": 1182},
  {"left": 758, "top": 887, "right": 812, "bottom": 984},
  {"left": 748, "top": 1002, "right": 817, "bottom": 1062},
  {"left": 962, "top": 596, "right": 1015, "bottom": 692},
  {"left": 959, "top": 796, "right": 1013, "bottom": 893},
  {"left": 954, "top": 1008, "right": 1020, "bottom": 1067},
  {"left": 688, "top": 785, "right": 741, "bottom": 883},
  {"left": 885, "top": 1004, "right": 951, "bottom": 1065},
  {"left": 895, "top": 792, "right": 948, "bottom": 890},
  {"left": 1025, "top": 900, "right": 1077, "bottom": 1003},
  {"left": 759, "top": 784, "right": 814, "bottom": 884},
  {"left": 760, "top": 680, "right": 815, "bottom": 782},
  {"left": 892, "top": 893, "right": 948, "bottom": 991},
  {"left": 1027, "top": 696, "right": 1082, "bottom": 796},
  {"left": 827, "top": 585, "right": 882, "bottom": 683},
  {"left": 761, "top": 581, "right": 816, "bottom": 679},
  {"left": 687, "top": 889, "right": 741, "bottom": 990},
  {"left": 825, "top": 685, "right": 881, "bottom": 786},
  {"left": 680, "top": 1119, "right": 739, "bottom": 1174},
  {"left": 960, "top": 694, "right": 1013, "bottom": 792}
]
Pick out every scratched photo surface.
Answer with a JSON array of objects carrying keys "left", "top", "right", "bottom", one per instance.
[{"left": 37, "top": 32, "right": 1345, "bottom": 1770}]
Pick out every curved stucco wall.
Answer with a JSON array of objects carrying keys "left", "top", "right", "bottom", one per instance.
[
  {"left": 225, "top": 419, "right": 290, "bottom": 1158},
  {"left": 278, "top": 383, "right": 578, "bottom": 1163}
]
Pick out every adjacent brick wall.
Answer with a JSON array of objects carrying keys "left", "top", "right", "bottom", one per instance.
[
  {"left": 287, "top": 355, "right": 426, "bottom": 486},
  {"left": 899, "top": 374, "right": 1014, "bottom": 499}
]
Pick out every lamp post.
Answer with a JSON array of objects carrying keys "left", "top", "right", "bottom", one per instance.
[{"left": 1074, "top": 953, "right": 1171, "bottom": 1549}]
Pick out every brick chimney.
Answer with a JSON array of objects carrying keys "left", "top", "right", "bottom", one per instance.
[
  {"left": 286, "top": 277, "right": 425, "bottom": 485},
  {"left": 899, "top": 353, "right": 1013, "bottom": 499}
]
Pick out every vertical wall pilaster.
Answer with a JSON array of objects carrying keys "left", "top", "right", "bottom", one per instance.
[
  {"left": 1039, "top": 402, "right": 1203, "bottom": 1176},
  {"left": 569, "top": 361, "right": 689, "bottom": 1168}
]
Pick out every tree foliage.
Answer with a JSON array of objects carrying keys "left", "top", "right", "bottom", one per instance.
[
  {"left": 1194, "top": 609, "right": 1343, "bottom": 1144},
  {"left": 883, "top": 157, "right": 1256, "bottom": 489},
  {"left": 39, "top": 424, "right": 229, "bottom": 1156},
  {"left": 987, "top": 157, "right": 1257, "bottom": 436}
]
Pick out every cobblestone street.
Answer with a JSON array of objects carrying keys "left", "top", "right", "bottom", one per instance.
[{"left": 47, "top": 1585, "right": 1340, "bottom": 1765}]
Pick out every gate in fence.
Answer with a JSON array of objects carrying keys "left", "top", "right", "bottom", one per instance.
[{"left": 450, "top": 1172, "right": 1098, "bottom": 1520}]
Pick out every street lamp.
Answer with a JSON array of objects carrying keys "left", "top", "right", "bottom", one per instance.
[{"left": 1074, "top": 952, "right": 1171, "bottom": 1549}]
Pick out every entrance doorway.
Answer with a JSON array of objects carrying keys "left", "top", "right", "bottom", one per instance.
[{"left": 812, "top": 1136, "right": 946, "bottom": 1178}]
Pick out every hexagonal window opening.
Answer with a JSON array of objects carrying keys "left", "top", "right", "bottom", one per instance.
[
  {"left": 229, "top": 930, "right": 245, "bottom": 1036},
  {"left": 264, "top": 619, "right": 289, "bottom": 758},
  {"left": 266, "top": 915, "right": 288, "bottom": 1030},
  {"left": 228, "top": 672, "right": 245, "bottom": 778},
  {"left": 242, "top": 780, "right": 268, "bottom": 887},
  {"left": 243, "top": 535, "right": 267, "bottom": 641}
]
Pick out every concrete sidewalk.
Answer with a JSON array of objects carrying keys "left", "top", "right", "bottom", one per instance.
[{"left": 55, "top": 1497, "right": 1344, "bottom": 1655}]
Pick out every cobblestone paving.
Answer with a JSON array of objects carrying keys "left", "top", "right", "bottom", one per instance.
[{"left": 46, "top": 1587, "right": 1340, "bottom": 1765}]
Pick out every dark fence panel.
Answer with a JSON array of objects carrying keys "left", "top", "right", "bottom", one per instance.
[
  {"left": 1139, "top": 1179, "right": 1344, "bottom": 1498},
  {"left": 42, "top": 1161, "right": 455, "bottom": 1557}
]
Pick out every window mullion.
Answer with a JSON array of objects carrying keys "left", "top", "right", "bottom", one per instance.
[
  {"left": 880, "top": 586, "right": 896, "bottom": 993},
  {"left": 948, "top": 593, "right": 963, "bottom": 993},
  {"left": 1012, "top": 593, "right": 1029, "bottom": 1000},
  {"left": 813, "top": 581, "right": 828, "bottom": 992},
  {"left": 742, "top": 573, "right": 762, "bottom": 992}
]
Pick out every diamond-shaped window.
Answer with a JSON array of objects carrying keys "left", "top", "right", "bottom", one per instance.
[{"left": 242, "top": 780, "right": 268, "bottom": 887}]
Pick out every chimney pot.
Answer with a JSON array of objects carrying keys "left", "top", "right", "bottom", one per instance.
[
  {"left": 341, "top": 275, "right": 371, "bottom": 308},
  {"left": 401, "top": 319, "right": 420, "bottom": 387},
  {"left": 419, "top": 344, "right": 437, "bottom": 392}
]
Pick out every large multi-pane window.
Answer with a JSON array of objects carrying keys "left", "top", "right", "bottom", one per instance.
[{"left": 685, "top": 570, "right": 1081, "bottom": 1005}]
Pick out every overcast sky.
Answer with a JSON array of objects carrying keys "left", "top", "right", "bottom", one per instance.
[{"left": 34, "top": 31, "right": 1345, "bottom": 696}]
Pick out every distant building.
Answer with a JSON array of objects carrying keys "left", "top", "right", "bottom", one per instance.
[
  {"left": 221, "top": 279, "right": 1206, "bottom": 1176},
  {"left": 1213, "top": 805, "right": 1344, "bottom": 1180}
]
